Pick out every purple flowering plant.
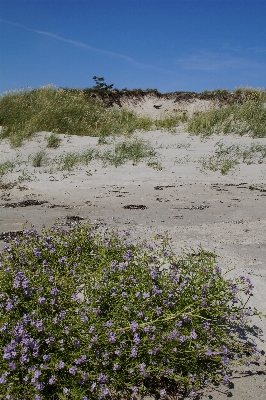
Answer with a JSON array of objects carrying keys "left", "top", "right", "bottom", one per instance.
[{"left": 0, "top": 223, "right": 264, "bottom": 399}]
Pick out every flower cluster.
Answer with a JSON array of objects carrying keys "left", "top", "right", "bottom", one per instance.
[{"left": 0, "top": 223, "right": 263, "bottom": 399}]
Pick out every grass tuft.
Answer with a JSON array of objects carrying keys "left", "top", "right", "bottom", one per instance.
[
  {"left": 30, "top": 151, "right": 47, "bottom": 168},
  {"left": 47, "top": 133, "right": 61, "bottom": 148}
]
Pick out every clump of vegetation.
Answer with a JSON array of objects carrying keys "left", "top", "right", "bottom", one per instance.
[
  {"left": 100, "top": 138, "right": 156, "bottom": 167},
  {"left": 200, "top": 141, "right": 266, "bottom": 175},
  {"left": 55, "top": 149, "right": 97, "bottom": 171},
  {"left": 54, "top": 138, "right": 158, "bottom": 171},
  {"left": 0, "top": 160, "right": 16, "bottom": 188},
  {"left": 0, "top": 85, "right": 152, "bottom": 147},
  {"left": 30, "top": 151, "right": 47, "bottom": 168},
  {"left": 0, "top": 160, "right": 15, "bottom": 179},
  {"left": 154, "top": 113, "right": 188, "bottom": 132},
  {"left": 0, "top": 223, "right": 263, "bottom": 399},
  {"left": 188, "top": 88, "right": 266, "bottom": 138},
  {"left": 46, "top": 133, "right": 61, "bottom": 149}
]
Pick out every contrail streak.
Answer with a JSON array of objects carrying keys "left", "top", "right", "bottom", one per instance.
[{"left": 0, "top": 18, "right": 163, "bottom": 70}]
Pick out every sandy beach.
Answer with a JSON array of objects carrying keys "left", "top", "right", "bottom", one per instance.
[{"left": 1, "top": 96, "right": 266, "bottom": 398}]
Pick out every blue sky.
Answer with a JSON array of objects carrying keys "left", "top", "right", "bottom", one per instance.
[{"left": 0, "top": 0, "right": 266, "bottom": 94}]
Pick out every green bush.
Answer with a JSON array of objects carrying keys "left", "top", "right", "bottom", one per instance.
[{"left": 0, "top": 223, "right": 263, "bottom": 399}]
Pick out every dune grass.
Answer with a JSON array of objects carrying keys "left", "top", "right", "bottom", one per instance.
[
  {"left": 0, "top": 86, "right": 153, "bottom": 147},
  {"left": 0, "top": 223, "right": 263, "bottom": 399},
  {"left": 188, "top": 88, "right": 266, "bottom": 138},
  {"left": 154, "top": 113, "right": 188, "bottom": 132},
  {"left": 53, "top": 138, "right": 158, "bottom": 171},
  {"left": 1, "top": 86, "right": 265, "bottom": 149},
  {"left": 200, "top": 141, "right": 266, "bottom": 175}
]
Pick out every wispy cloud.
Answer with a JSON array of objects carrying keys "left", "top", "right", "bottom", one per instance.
[
  {"left": 223, "top": 44, "right": 266, "bottom": 56},
  {"left": 0, "top": 18, "right": 164, "bottom": 71},
  {"left": 175, "top": 49, "right": 266, "bottom": 72}
]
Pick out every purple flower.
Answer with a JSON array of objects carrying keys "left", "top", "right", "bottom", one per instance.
[
  {"left": 51, "top": 288, "right": 59, "bottom": 296},
  {"left": 130, "top": 346, "right": 138, "bottom": 358},
  {"left": 205, "top": 348, "right": 213, "bottom": 356},
  {"left": 119, "top": 262, "right": 126, "bottom": 270},
  {"left": 203, "top": 321, "right": 210, "bottom": 330},
  {"left": 34, "top": 319, "right": 44, "bottom": 332},
  {"left": 143, "top": 292, "right": 150, "bottom": 299},
  {"left": 123, "top": 250, "right": 132, "bottom": 260},
  {"left": 103, "top": 320, "right": 112, "bottom": 328},
  {"left": 9, "top": 361, "right": 16, "bottom": 371},
  {"left": 90, "top": 382, "right": 97, "bottom": 392},
  {"left": 222, "top": 356, "right": 230, "bottom": 365},
  {"left": 69, "top": 365, "right": 77, "bottom": 375},
  {"left": 75, "top": 355, "right": 86, "bottom": 364},
  {"left": 33, "top": 248, "right": 41, "bottom": 257},
  {"left": 48, "top": 375, "right": 56, "bottom": 385},
  {"left": 179, "top": 335, "right": 186, "bottom": 343},
  {"left": 108, "top": 332, "right": 116, "bottom": 343},
  {"left": 113, "top": 363, "right": 121, "bottom": 370},
  {"left": 221, "top": 345, "right": 228, "bottom": 354},
  {"left": 224, "top": 375, "right": 230, "bottom": 383},
  {"left": 190, "top": 330, "right": 197, "bottom": 340},
  {"left": 57, "top": 361, "right": 65, "bottom": 370},
  {"left": 99, "top": 387, "right": 110, "bottom": 399},
  {"left": 98, "top": 373, "right": 107, "bottom": 383},
  {"left": 0, "top": 372, "right": 9, "bottom": 385},
  {"left": 59, "top": 256, "right": 67, "bottom": 264},
  {"left": 130, "top": 321, "right": 138, "bottom": 332},
  {"left": 139, "top": 362, "right": 146, "bottom": 373},
  {"left": 156, "top": 307, "right": 162, "bottom": 316},
  {"left": 38, "top": 297, "right": 46, "bottom": 304},
  {"left": 91, "top": 335, "right": 98, "bottom": 343},
  {"left": 143, "top": 325, "right": 150, "bottom": 333},
  {"left": 63, "top": 387, "right": 69, "bottom": 394},
  {"left": 43, "top": 354, "right": 50, "bottom": 362},
  {"left": 5, "top": 300, "right": 14, "bottom": 312},
  {"left": 20, "top": 354, "right": 29, "bottom": 364},
  {"left": 34, "top": 370, "right": 42, "bottom": 379},
  {"left": 160, "top": 389, "right": 166, "bottom": 398},
  {"left": 134, "top": 333, "right": 141, "bottom": 345}
]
